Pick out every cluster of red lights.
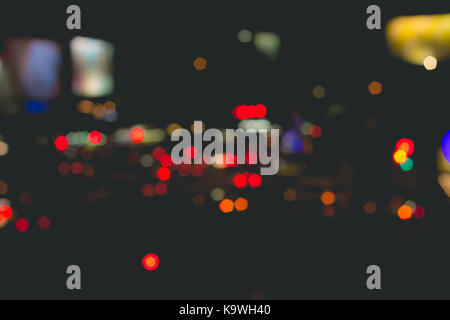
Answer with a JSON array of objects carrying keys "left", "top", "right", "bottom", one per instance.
[
  {"left": 233, "top": 173, "right": 262, "bottom": 189},
  {"left": 232, "top": 104, "right": 267, "bottom": 120},
  {"left": 141, "top": 183, "right": 168, "bottom": 197}
]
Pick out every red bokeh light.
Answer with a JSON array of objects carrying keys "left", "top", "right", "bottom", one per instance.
[
  {"left": 130, "top": 128, "right": 145, "bottom": 143},
  {"left": 142, "top": 253, "right": 160, "bottom": 271},
  {"left": 155, "top": 182, "right": 168, "bottom": 196},
  {"left": 248, "top": 174, "right": 262, "bottom": 188},
  {"left": 16, "top": 218, "right": 29, "bottom": 232},
  {"left": 310, "top": 125, "right": 322, "bottom": 139},
  {"left": 396, "top": 138, "right": 415, "bottom": 156},
  {"left": 88, "top": 131, "right": 102, "bottom": 145},
  {"left": 58, "top": 162, "right": 70, "bottom": 175},
  {"left": 157, "top": 167, "right": 171, "bottom": 181},
  {"left": 152, "top": 147, "right": 166, "bottom": 161},
  {"left": 19, "top": 192, "right": 32, "bottom": 206},
  {"left": 38, "top": 216, "right": 51, "bottom": 230},
  {"left": 413, "top": 205, "right": 425, "bottom": 219},
  {"left": 233, "top": 174, "right": 248, "bottom": 189},
  {"left": 141, "top": 184, "right": 154, "bottom": 197},
  {"left": 0, "top": 205, "right": 12, "bottom": 222},
  {"left": 232, "top": 104, "right": 267, "bottom": 120},
  {"left": 71, "top": 162, "right": 84, "bottom": 175},
  {"left": 160, "top": 154, "right": 173, "bottom": 167},
  {"left": 54, "top": 136, "right": 69, "bottom": 151}
]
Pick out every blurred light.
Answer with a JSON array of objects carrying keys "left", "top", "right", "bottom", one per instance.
[
  {"left": 219, "top": 199, "right": 234, "bottom": 213},
  {"left": 157, "top": 167, "right": 171, "bottom": 181},
  {"left": 321, "top": 191, "right": 336, "bottom": 206},
  {"left": 312, "top": 85, "right": 326, "bottom": 99},
  {"left": 393, "top": 150, "right": 408, "bottom": 165},
  {"left": 282, "top": 129, "right": 303, "bottom": 154},
  {"left": 396, "top": 138, "right": 415, "bottom": 156},
  {"left": 71, "top": 162, "right": 84, "bottom": 175},
  {"left": 405, "top": 200, "right": 417, "bottom": 211},
  {"left": 238, "top": 29, "right": 253, "bottom": 43},
  {"left": 210, "top": 188, "right": 225, "bottom": 202},
  {"left": 310, "top": 125, "right": 322, "bottom": 139},
  {"left": 70, "top": 37, "right": 114, "bottom": 97},
  {"left": 38, "top": 216, "right": 51, "bottom": 230},
  {"left": 413, "top": 205, "right": 425, "bottom": 219},
  {"left": 234, "top": 198, "right": 248, "bottom": 212},
  {"left": 0, "top": 205, "right": 12, "bottom": 222},
  {"left": 58, "top": 162, "right": 71, "bottom": 175},
  {"left": 88, "top": 131, "right": 102, "bottom": 145},
  {"left": 130, "top": 128, "right": 145, "bottom": 144},
  {"left": 141, "top": 184, "right": 154, "bottom": 197},
  {"left": 166, "top": 123, "right": 182, "bottom": 136},
  {"left": 77, "top": 100, "right": 94, "bottom": 114},
  {"left": 437, "top": 173, "right": 450, "bottom": 197},
  {"left": 441, "top": 130, "right": 450, "bottom": 163},
  {"left": 322, "top": 206, "right": 335, "bottom": 217},
  {"left": 193, "top": 57, "right": 207, "bottom": 71},
  {"left": 300, "top": 122, "right": 313, "bottom": 136},
  {"left": 155, "top": 183, "right": 168, "bottom": 196},
  {"left": 233, "top": 104, "right": 267, "bottom": 120},
  {"left": 400, "top": 158, "right": 414, "bottom": 172},
  {"left": 20, "top": 192, "right": 32, "bottom": 206},
  {"left": 283, "top": 189, "right": 296, "bottom": 202},
  {"left": 397, "top": 205, "right": 413, "bottom": 220},
  {"left": 153, "top": 147, "right": 166, "bottom": 161},
  {"left": 363, "top": 201, "right": 377, "bottom": 214},
  {"left": 25, "top": 100, "right": 49, "bottom": 114},
  {"left": 6, "top": 39, "right": 62, "bottom": 100},
  {"left": 254, "top": 32, "right": 281, "bottom": 60},
  {"left": 0, "top": 141, "right": 8, "bottom": 156},
  {"left": 233, "top": 174, "right": 248, "bottom": 189},
  {"left": 368, "top": 81, "right": 383, "bottom": 95},
  {"left": 423, "top": 56, "right": 438, "bottom": 70},
  {"left": 386, "top": 14, "right": 450, "bottom": 65},
  {"left": 192, "top": 194, "right": 206, "bottom": 207},
  {"left": 248, "top": 174, "right": 262, "bottom": 188},
  {"left": 142, "top": 253, "right": 160, "bottom": 271},
  {"left": 160, "top": 154, "right": 173, "bottom": 167},
  {"left": 83, "top": 164, "right": 95, "bottom": 179},
  {"left": 140, "top": 154, "right": 154, "bottom": 168},
  {"left": 16, "top": 218, "right": 29, "bottom": 232},
  {"left": 0, "top": 181, "right": 8, "bottom": 195},
  {"left": 54, "top": 136, "right": 69, "bottom": 151}
]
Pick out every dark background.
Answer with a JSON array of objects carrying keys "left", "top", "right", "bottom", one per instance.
[{"left": 0, "top": 0, "right": 450, "bottom": 299}]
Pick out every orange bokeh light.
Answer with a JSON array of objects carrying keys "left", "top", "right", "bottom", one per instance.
[
  {"left": 368, "top": 81, "right": 383, "bottom": 95},
  {"left": 219, "top": 199, "right": 234, "bottom": 213},
  {"left": 397, "top": 205, "right": 413, "bottom": 220},
  {"left": 234, "top": 198, "right": 248, "bottom": 212},
  {"left": 321, "top": 191, "right": 336, "bottom": 206}
]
